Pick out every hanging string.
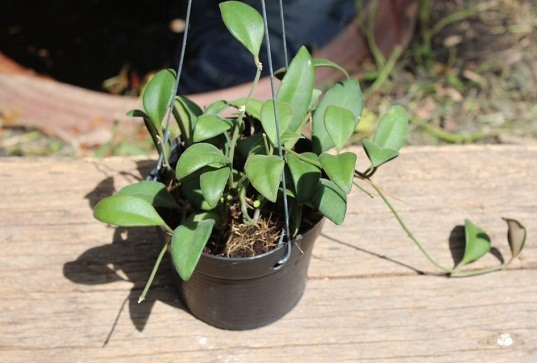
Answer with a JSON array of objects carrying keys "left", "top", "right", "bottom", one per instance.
[
  {"left": 278, "top": 0, "right": 289, "bottom": 68},
  {"left": 154, "top": 0, "right": 193, "bottom": 176},
  {"left": 259, "top": 0, "right": 293, "bottom": 266}
]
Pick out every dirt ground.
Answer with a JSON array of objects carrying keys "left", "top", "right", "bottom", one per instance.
[{"left": 1, "top": 0, "right": 536, "bottom": 156}]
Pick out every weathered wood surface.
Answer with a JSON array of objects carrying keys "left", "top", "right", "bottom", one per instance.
[{"left": 0, "top": 145, "right": 535, "bottom": 362}]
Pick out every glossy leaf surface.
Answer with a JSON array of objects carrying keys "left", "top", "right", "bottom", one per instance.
[
  {"left": 93, "top": 195, "right": 166, "bottom": 227},
  {"left": 310, "top": 178, "right": 347, "bottom": 225},
  {"left": 286, "top": 152, "right": 321, "bottom": 204},
  {"left": 324, "top": 105, "right": 356, "bottom": 152},
  {"left": 143, "top": 69, "right": 175, "bottom": 129},
  {"left": 245, "top": 155, "right": 285, "bottom": 202},
  {"left": 171, "top": 219, "right": 215, "bottom": 280},
  {"left": 200, "top": 167, "right": 230, "bottom": 208},
  {"left": 176, "top": 143, "right": 230, "bottom": 180},
  {"left": 312, "top": 79, "right": 363, "bottom": 154},
  {"left": 260, "top": 100, "right": 293, "bottom": 146},
  {"left": 193, "top": 115, "right": 233, "bottom": 142},
  {"left": 277, "top": 46, "right": 314, "bottom": 132},
  {"left": 459, "top": 219, "right": 492, "bottom": 266},
  {"left": 116, "top": 180, "right": 180, "bottom": 209},
  {"left": 319, "top": 152, "right": 356, "bottom": 194},
  {"left": 220, "top": 1, "right": 264, "bottom": 57}
]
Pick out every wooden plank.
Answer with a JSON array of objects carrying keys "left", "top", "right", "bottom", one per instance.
[{"left": 0, "top": 145, "right": 535, "bottom": 361}]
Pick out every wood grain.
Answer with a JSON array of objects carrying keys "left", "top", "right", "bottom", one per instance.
[{"left": 0, "top": 145, "right": 535, "bottom": 362}]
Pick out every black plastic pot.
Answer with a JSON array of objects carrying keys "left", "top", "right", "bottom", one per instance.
[{"left": 158, "top": 218, "right": 324, "bottom": 330}]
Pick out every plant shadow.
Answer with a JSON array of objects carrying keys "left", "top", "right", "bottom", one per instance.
[{"left": 63, "top": 160, "right": 186, "bottom": 339}]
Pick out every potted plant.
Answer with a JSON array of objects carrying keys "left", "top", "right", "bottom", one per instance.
[{"left": 93, "top": 1, "right": 526, "bottom": 330}]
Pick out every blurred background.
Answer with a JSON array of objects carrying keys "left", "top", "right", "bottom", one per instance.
[{"left": 0, "top": 0, "right": 536, "bottom": 156}]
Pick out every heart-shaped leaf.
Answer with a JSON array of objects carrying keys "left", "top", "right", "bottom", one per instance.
[
  {"left": 171, "top": 219, "right": 215, "bottom": 280},
  {"left": 229, "top": 98, "right": 263, "bottom": 120},
  {"left": 286, "top": 152, "right": 321, "bottom": 204},
  {"left": 193, "top": 115, "right": 233, "bottom": 142},
  {"left": 260, "top": 100, "right": 293, "bottom": 147},
  {"left": 362, "top": 140, "right": 400, "bottom": 168},
  {"left": 312, "top": 58, "right": 350, "bottom": 80},
  {"left": 245, "top": 155, "right": 285, "bottom": 202},
  {"left": 93, "top": 195, "right": 167, "bottom": 227},
  {"left": 310, "top": 178, "right": 347, "bottom": 225},
  {"left": 220, "top": 1, "right": 264, "bottom": 57},
  {"left": 143, "top": 69, "right": 175, "bottom": 129},
  {"left": 176, "top": 143, "right": 230, "bottom": 180},
  {"left": 277, "top": 46, "right": 314, "bottom": 132},
  {"left": 372, "top": 105, "right": 408, "bottom": 152},
  {"left": 200, "top": 167, "right": 230, "bottom": 208},
  {"left": 312, "top": 79, "right": 363, "bottom": 154},
  {"left": 319, "top": 152, "right": 357, "bottom": 194},
  {"left": 502, "top": 217, "right": 527, "bottom": 259},
  {"left": 181, "top": 179, "right": 215, "bottom": 211},
  {"left": 459, "top": 219, "right": 492, "bottom": 267},
  {"left": 116, "top": 180, "right": 180, "bottom": 209},
  {"left": 324, "top": 105, "right": 356, "bottom": 152}
]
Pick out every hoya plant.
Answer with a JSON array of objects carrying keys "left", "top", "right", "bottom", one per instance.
[{"left": 93, "top": 1, "right": 526, "bottom": 302}]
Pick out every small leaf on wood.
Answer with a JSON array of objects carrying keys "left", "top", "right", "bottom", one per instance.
[
  {"left": 502, "top": 217, "right": 527, "bottom": 259},
  {"left": 319, "top": 152, "right": 357, "bottom": 194},
  {"left": 116, "top": 180, "right": 180, "bottom": 209},
  {"left": 459, "top": 219, "right": 492, "bottom": 267},
  {"left": 245, "top": 155, "right": 285, "bottom": 202},
  {"left": 93, "top": 195, "right": 167, "bottom": 227},
  {"left": 219, "top": 1, "right": 264, "bottom": 57},
  {"left": 176, "top": 143, "right": 230, "bottom": 180},
  {"left": 171, "top": 219, "right": 215, "bottom": 280}
]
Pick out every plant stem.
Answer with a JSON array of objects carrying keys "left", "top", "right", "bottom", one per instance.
[
  {"left": 138, "top": 241, "right": 169, "bottom": 303},
  {"left": 451, "top": 263, "right": 506, "bottom": 277},
  {"left": 365, "top": 45, "right": 403, "bottom": 96},
  {"left": 369, "top": 181, "right": 452, "bottom": 273},
  {"left": 352, "top": 180, "right": 375, "bottom": 199}
]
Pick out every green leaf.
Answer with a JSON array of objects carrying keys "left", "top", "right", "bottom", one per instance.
[
  {"left": 143, "top": 69, "right": 175, "bottom": 129},
  {"left": 245, "top": 155, "right": 285, "bottom": 202},
  {"left": 171, "top": 219, "right": 215, "bottom": 280},
  {"left": 116, "top": 180, "right": 180, "bottom": 209},
  {"left": 93, "top": 195, "right": 167, "bottom": 227},
  {"left": 363, "top": 106, "right": 408, "bottom": 167},
  {"left": 324, "top": 105, "right": 356, "bottom": 152},
  {"left": 193, "top": 115, "right": 233, "bottom": 142},
  {"left": 277, "top": 46, "right": 314, "bottom": 132},
  {"left": 459, "top": 219, "right": 492, "bottom": 266},
  {"left": 229, "top": 98, "right": 263, "bottom": 120},
  {"left": 127, "top": 109, "right": 164, "bottom": 156},
  {"left": 204, "top": 100, "right": 230, "bottom": 115},
  {"left": 237, "top": 134, "right": 265, "bottom": 157},
  {"left": 176, "top": 143, "right": 230, "bottom": 180},
  {"left": 312, "top": 79, "right": 363, "bottom": 154},
  {"left": 362, "top": 140, "right": 400, "bottom": 168},
  {"left": 372, "top": 105, "right": 408, "bottom": 151},
  {"left": 286, "top": 153, "right": 321, "bottom": 204},
  {"left": 502, "top": 217, "right": 526, "bottom": 259},
  {"left": 200, "top": 167, "right": 230, "bottom": 208},
  {"left": 173, "top": 96, "right": 203, "bottom": 145},
  {"left": 182, "top": 179, "right": 214, "bottom": 211},
  {"left": 319, "top": 152, "right": 357, "bottom": 194},
  {"left": 310, "top": 179, "right": 347, "bottom": 225},
  {"left": 219, "top": 1, "right": 264, "bottom": 57},
  {"left": 260, "top": 100, "right": 293, "bottom": 146},
  {"left": 312, "top": 58, "right": 350, "bottom": 80}
]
